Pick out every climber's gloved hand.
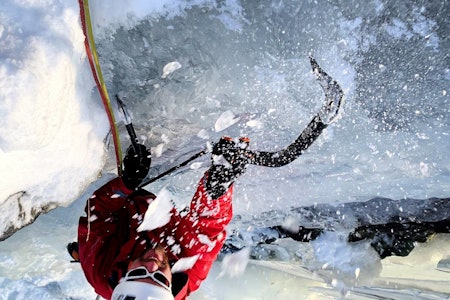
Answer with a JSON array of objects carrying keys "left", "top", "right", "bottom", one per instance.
[
  {"left": 206, "top": 136, "right": 250, "bottom": 199},
  {"left": 122, "top": 144, "right": 151, "bottom": 190}
]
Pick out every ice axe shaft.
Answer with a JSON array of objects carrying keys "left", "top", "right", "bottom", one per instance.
[
  {"left": 115, "top": 95, "right": 142, "bottom": 158},
  {"left": 139, "top": 149, "right": 210, "bottom": 187}
]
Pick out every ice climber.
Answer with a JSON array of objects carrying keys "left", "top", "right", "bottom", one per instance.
[{"left": 67, "top": 137, "right": 249, "bottom": 300}]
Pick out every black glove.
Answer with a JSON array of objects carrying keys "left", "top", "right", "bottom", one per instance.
[
  {"left": 206, "top": 136, "right": 250, "bottom": 198},
  {"left": 122, "top": 144, "right": 151, "bottom": 190}
]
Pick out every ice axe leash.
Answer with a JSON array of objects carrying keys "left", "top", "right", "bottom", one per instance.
[
  {"left": 140, "top": 149, "right": 210, "bottom": 186},
  {"left": 138, "top": 56, "right": 344, "bottom": 187}
]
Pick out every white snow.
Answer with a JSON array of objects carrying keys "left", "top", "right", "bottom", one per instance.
[{"left": 0, "top": 0, "right": 107, "bottom": 236}]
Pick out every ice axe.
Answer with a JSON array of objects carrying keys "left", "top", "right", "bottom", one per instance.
[
  {"left": 138, "top": 56, "right": 344, "bottom": 187},
  {"left": 115, "top": 94, "right": 144, "bottom": 162}
]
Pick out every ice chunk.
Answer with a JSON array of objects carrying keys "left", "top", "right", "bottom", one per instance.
[
  {"left": 197, "top": 129, "right": 210, "bottom": 140},
  {"left": 281, "top": 215, "right": 299, "bottom": 233},
  {"left": 246, "top": 119, "right": 263, "bottom": 129},
  {"left": 198, "top": 234, "right": 216, "bottom": 251},
  {"left": 151, "top": 143, "right": 164, "bottom": 158},
  {"left": 171, "top": 255, "right": 200, "bottom": 273},
  {"left": 161, "top": 61, "right": 182, "bottom": 78},
  {"left": 190, "top": 162, "right": 204, "bottom": 170},
  {"left": 214, "top": 110, "right": 240, "bottom": 132},
  {"left": 137, "top": 188, "right": 173, "bottom": 232},
  {"left": 219, "top": 248, "right": 251, "bottom": 278}
]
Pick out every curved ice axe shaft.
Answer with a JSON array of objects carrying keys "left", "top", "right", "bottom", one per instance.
[{"left": 241, "top": 56, "right": 344, "bottom": 167}]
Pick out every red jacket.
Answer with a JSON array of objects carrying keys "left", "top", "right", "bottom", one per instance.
[{"left": 78, "top": 173, "right": 233, "bottom": 299}]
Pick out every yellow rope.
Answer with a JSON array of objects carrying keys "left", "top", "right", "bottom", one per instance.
[{"left": 81, "top": 0, "right": 123, "bottom": 175}]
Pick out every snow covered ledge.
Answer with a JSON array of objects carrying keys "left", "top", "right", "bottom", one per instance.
[{"left": 0, "top": 1, "right": 108, "bottom": 240}]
